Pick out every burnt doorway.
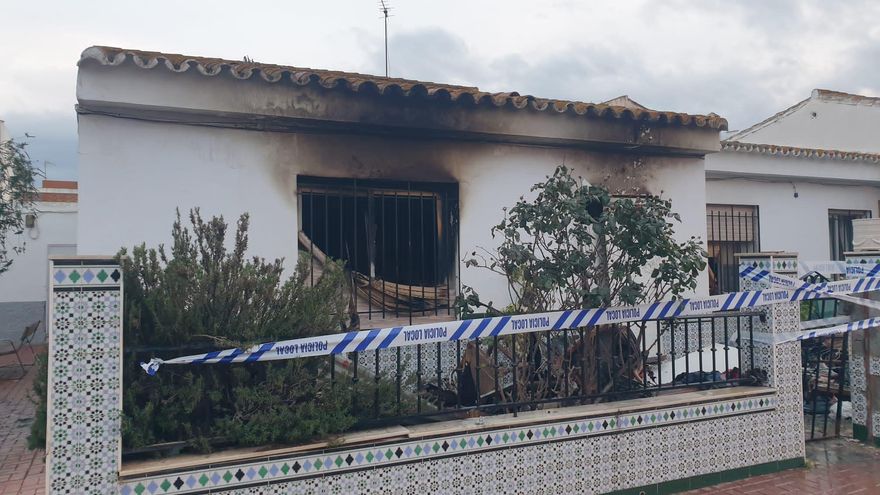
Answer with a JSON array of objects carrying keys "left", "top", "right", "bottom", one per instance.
[{"left": 298, "top": 177, "right": 459, "bottom": 324}]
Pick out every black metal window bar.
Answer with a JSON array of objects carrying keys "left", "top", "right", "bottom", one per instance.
[
  {"left": 829, "top": 209, "right": 871, "bottom": 261},
  {"left": 329, "top": 311, "right": 763, "bottom": 427},
  {"left": 799, "top": 272, "right": 849, "bottom": 440},
  {"left": 707, "top": 205, "right": 761, "bottom": 295},
  {"left": 298, "top": 177, "right": 459, "bottom": 326}
]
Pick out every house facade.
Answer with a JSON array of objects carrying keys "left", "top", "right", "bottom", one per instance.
[
  {"left": 76, "top": 46, "right": 725, "bottom": 318},
  {"left": 705, "top": 90, "right": 880, "bottom": 292},
  {"left": 0, "top": 179, "right": 78, "bottom": 341},
  {"left": 62, "top": 47, "right": 826, "bottom": 495}
]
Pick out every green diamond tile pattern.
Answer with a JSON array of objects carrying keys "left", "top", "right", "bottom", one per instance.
[
  {"left": 53, "top": 265, "right": 122, "bottom": 286},
  {"left": 118, "top": 394, "right": 776, "bottom": 494},
  {"left": 47, "top": 261, "right": 123, "bottom": 495}
]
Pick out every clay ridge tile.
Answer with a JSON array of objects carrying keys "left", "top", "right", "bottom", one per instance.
[
  {"left": 722, "top": 141, "right": 880, "bottom": 163},
  {"left": 79, "top": 46, "right": 728, "bottom": 130}
]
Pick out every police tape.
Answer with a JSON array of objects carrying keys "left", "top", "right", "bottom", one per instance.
[
  {"left": 740, "top": 265, "right": 880, "bottom": 311},
  {"left": 750, "top": 317, "right": 880, "bottom": 345},
  {"left": 139, "top": 269, "right": 880, "bottom": 375},
  {"left": 797, "top": 260, "right": 880, "bottom": 278}
]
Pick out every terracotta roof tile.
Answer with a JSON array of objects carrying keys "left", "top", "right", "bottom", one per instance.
[
  {"left": 79, "top": 46, "right": 728, "bottom": 131},
  {"left": 721, "top": 141, "right": 880, "bottom": 163}
]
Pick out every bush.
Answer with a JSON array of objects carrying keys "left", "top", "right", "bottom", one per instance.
[
  {"left": 27, "top": 354, "right": 48, "bottom": 450},
  {"left": 31, "top": 209, "right": 394, "bottom": 453}
]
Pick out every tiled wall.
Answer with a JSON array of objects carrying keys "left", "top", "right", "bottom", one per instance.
[
  {"left": 45, "top": 256, "right": 805, "bottom": 495},
  {"left": 844, "top": 253, "right": 880, "bottom": 444},
  {"left": 45, "top": 259, "right": 123, "bottom": 494}
]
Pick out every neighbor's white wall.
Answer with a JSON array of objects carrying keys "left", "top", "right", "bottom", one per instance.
[
  {"left": 737, "top": 98, "right": 880, "bottom": 153},
  {"left": 0, "top": 205, "right": 77, "bottom": 303},
  {"left": 0, "top": 204, "right": 77, "bottom": 341},
  {"left": 706, "top": 178, "right": 879, "bottom": 260},
  {"left": 78, "top": 115, "right": 710, "bottom": 308}
]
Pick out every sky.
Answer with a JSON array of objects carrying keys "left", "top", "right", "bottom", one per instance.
[{"left": 1, "top": 0, "right": 879, "bottom": 180}]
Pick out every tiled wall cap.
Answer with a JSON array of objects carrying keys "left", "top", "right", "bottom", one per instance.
[{"left": 734, "top": 252, "right": 798, "bottom": 258}]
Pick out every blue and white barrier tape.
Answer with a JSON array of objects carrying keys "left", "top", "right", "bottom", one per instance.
[
  {"left": 845, "top": 264, "right": 880, "bottom": 277},
  {"left": 752, "top": 317, "right": 880, "bottom": 345},
  {"left": 139, "top": 270, "right": 880, "bottom": 375},
  {"left": 741, "top": 264, "right": 880, "bottom": 310},
  {"left": 796, "top": 260, "right": 880, "bottom": 278}
]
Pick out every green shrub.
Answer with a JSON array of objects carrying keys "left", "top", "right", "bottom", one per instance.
[
  {"left": 27, "top": 354, "right": 48, "bottom": 449},
  {"left": 30, "top": 209, "right": 398, "bottom": 453}
]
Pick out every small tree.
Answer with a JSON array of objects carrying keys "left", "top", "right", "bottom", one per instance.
[
  {"left": 0, "top": 139, "right": 40, "bottom": 276},
  {"left": 457, "top": 165, "right": 706, "bottom": 403}
]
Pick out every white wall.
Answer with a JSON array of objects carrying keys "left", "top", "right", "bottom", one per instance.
[
  {"left": 78, "top": 115, "right": 710, "bottom": 307},
  {"left": 0, "top": 204, "right": 77, "bottom": 301},
  {"left": 706, "top": 177, "right": 879, "bottom": 260},
  {"left": 735, "top": 96, "right": 880, "bottom": 153},
  {"left": 0, "top": 203, "right": 77, "bottom": 340}
]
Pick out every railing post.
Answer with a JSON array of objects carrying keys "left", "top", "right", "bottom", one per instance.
[
  {"left": 844, "top": 250, "right": 880, "bottom": 445},
  {"left": 736, "top": 252, "right": 805, "bottom": 459},
  {"left": 45, "top": 256, "right": 124, "bottom": 494}
]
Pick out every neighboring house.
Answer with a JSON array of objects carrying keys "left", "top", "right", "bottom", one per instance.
[
  {"left": 0, "top": 180, "right": 78, "bottom": 342},
  {"left": 76, "top": 46, "right": 726, "bottom": 323},
  {"left": 705, "top": 89, "right": 880, "bottom": 293}
]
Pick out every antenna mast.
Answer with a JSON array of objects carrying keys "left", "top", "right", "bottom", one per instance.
[{"left": 379, "top": 1, "right": 391, "bottom": 77}]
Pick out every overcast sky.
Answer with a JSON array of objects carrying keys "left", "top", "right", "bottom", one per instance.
[{"left": 2, "top": 0, "right": 878, "bottom": 180}]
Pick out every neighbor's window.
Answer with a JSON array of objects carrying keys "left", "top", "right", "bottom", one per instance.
[
  {"left": 706, "top": 204, "right": 760, "bottom": 294},
  {"left": 297, "top": 176, "right": 459, "bottom": 321},
  {"left": 829, "top": 209, "right": 871, "bottom": 261}
]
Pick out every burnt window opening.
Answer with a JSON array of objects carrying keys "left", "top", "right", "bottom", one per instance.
[{"left": 298, "top": 176, "right": 459, "bottom": 321}]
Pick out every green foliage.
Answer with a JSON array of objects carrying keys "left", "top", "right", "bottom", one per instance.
[
  {"left": 27, "top": 354, "right": 48, "bottom": 449},
  {"left": 29, "top": 209, "right": 402, "bottom": 453},
  {"left": 0, "top": 139, "right": 40, "bottom": 276},
  {"left": 118, "top": 209, "right": 356, "bottom": 451},
  {"left": 459, "top": 165, "right": 706, "bottom": 315}
]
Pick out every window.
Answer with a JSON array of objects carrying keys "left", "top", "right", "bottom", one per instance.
[
  {"left": 829, "top": 209, "right": 871, "bottom": 261},
  {"left": 298, "top": 176, "right": 459, "bottom": 322},
  {"left": 706, "top": 205, "right": 760, "bottom": 294}
]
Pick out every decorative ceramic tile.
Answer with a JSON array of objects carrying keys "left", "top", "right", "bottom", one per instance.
[
  {"left": 738, "top": 256, "right": 798, "bottom": 275},
  {"left": 870, "top": 357, "right": 880, "bottom": 376},
  {"left": 846, "top": 256, "right": 880, "bottom": 266},
  {"left": 220, "top": 407, "right": 799, "bottom": 495},
  {"left": 46, "top": 260, "right": 123, "bottom": 494},
  {"left": 118, "top": 394, "right": 777, "bottom": 495},
  {"left": 846, "top": 295, "right": 869, "bottom": 427},
  {"left": 851, "top": 355, "right": 867, "bottom": 394},
  {"left": 852, "top": 390, "right": 867, "bottom": 426},
  {"left": 52, "top": 265, "right": 122, "bottom": 287},
  {"left": 873, "top": 413, "right": 880, "bottom": 441}
]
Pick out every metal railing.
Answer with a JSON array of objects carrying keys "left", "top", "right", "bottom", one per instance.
[
  {"left": 799, "top": 271, "right": 850, "bottom": 441},
  {"left": 331, "top": 311, "right": 764, "bottom": 426}
]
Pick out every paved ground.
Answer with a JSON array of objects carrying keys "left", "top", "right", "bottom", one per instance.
[
  {"left": 0, "top": 346, "right": 44, "bottom": 495},
  {"left": 1, "top": 347, "right": 878, "bottom": 495},
  {"left": 684, "top": 438, "right": 880, "bottom": 494}
]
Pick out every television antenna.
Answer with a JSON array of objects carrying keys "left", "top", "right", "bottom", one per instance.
[{"left": 379, "top": 1, "right": 393, "bottom": 77}]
